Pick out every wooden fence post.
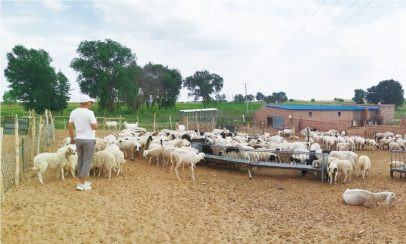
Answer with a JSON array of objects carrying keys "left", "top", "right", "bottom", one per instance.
[
  {"left": 102, "top": 117, "right": 105, "bottom": 130},
  {"left": 119, "top": 115, "right": 122, "bottom": 130},
  {"left": 212, "top": 116, "right": 214, "bottom": 131},
  {"left": 186, "top": 115, "right": 189, "bottom": 131},
  {"left": 64, "top": 118, "right": 66, "bottom": 129},
  {"left": 153, "top": 113, "right": 156, "bottom": 132},
  {"left": 195, "top": 114, "right": 199, "bottom": 132},
  {"left": 169, "top": 115, "right": 172, "bottom": 130},
  {"left": 0, "top": 127, "right": 4, "bottom": 202},
  {"left": 50, "top": 110, "right": 56, "bottom": 143},
  {"left": 45, "top": 109, "right": 49, "bottom": 127},
  {"left": 37, "top": 116, "right": 43, "bottom": 155},
  {"left": 137, "top": 115, "right": 139, "bottom": 124},
  {"left": 15, "top": 114, "right": 20, "bottom": 186},
  {"left": 31, "top": 110, "right": 36, "bottom": 163}
]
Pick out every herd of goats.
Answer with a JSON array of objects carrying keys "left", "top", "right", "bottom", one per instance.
[{"left": 30, "top": 122, "right": 403, "bottom": 207}]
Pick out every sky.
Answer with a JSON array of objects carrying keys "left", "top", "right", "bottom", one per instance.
[{"left": 1, "top": 0, "right": 406, "bottom": 102}]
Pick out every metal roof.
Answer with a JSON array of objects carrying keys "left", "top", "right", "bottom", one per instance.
[
  {"left": 179, "top": 108, "right": 218, "bottom": 113},
  {"left": 266, "top": 104, "right": 379, "bottom": 111}
]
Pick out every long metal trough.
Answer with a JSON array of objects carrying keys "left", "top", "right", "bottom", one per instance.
[{"left": 192, "top": 142, "right": 328, "bottom": 182}]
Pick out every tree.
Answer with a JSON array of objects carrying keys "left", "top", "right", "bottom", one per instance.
[
  {"left": 2, "top": 90, "right": 17, "bottom": 105},
  {"left": 234, "top": 94, "right": 245, "bottom": 103},
  {"left": 139, "top": 63, "right": 182, "bottom": 108},
  {"left": 311, "top": 98, "right": 315, "bottom": 102},
  {"left": 366, "top": 80, "right": 404, "bottom": 107},
  {"left": 334, "top": 98, "right": 344, "bottom": 102},
  {"left": 4, "top": 45, "right": 70, "bottom": 113},
  {"left": 183, "top": 70, "right": 223, "bottom": 106},
  {"left": 256, "top": 92, "right": 265, "bottom": 101},
  {"left": 71, "top": 39, "right": 140, "bottom": 112},
  {"left": 215, "top": 93, "right": 226, "bottom": 102},
  {"left": 273, "top": 92, "right": 288, "bottom": 103},
  {"left": 264, "top": 95, "right": 276, "bottom": 104},
  {"left": 246, "top": 94, "right": 255, "bottom": 101},
  {"left": 352, "top": 89, "right": 366, "bottom": 104},
  {"left": 50, "top": 71, "right": 71, "bottom": 112}
]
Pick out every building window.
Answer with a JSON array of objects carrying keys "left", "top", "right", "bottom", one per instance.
[
  {"left": 308, "top": 112, "right": 312, "bottom": 117},
  {"left": 338, "top": 112, "right": 341, "bottom": 116}
]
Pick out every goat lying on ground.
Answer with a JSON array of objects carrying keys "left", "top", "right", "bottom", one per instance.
[{"left": 342, "top": 189, "right": 395, "bottom": 208}]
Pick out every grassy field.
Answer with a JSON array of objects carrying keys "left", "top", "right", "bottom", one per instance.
[
  {"left": 2, "top": 99, "right": 404, "bottom": 129},
  {"left": 0, "top": 101, "right": 263, "bottom": 130}
]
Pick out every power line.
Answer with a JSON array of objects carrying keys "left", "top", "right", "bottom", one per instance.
[
  {"left": 286, "top": 0, "right": 374, "bottom": 62},
  {"left": 279, "top": 0, "right": 361, "bottom": 64},
  {"left": 280, "top": 0, "right": 342, "bottom": 60},
  {"left": 268, "top": 0, "right": 327, "bottom": 65}
]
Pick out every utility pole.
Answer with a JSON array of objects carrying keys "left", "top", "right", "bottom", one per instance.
[{"left": 244, "top": 83, "right": 248, "bottom": 115}]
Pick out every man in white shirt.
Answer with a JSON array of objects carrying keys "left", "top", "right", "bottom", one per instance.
[{"left": 68, "top": 94, "right": 98, "bottom": 191}]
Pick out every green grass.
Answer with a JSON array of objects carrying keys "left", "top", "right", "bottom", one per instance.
[
  {"left": 3, "top": 100, "right": 403, "bottom": 129},
  {"left": 0, "top": 101, "right": 263, "bottom": 130}
]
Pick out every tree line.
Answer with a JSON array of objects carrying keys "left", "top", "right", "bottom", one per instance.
[
  {"left": 5, "top": 39, "right": 403, "bottom": 114},
  {"left": 233, "top": 92, "right": 288, "bottom": 104},
  {"left": 352, "top": 79, "right": 404, "bottom": 107},
  {"left": 3, "top": 39, "right": 224, "bottom": 113}
]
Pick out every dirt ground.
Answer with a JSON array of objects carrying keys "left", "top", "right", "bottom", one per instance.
[{"left": 2, "top": 130, "right": 406, "bottom": 243}]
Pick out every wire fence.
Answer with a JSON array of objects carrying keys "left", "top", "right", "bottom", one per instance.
[
  {"left": 52, "top": 112, "right": 263, "bottom": 134},
  {"left": 1, "top": 110, "right": 56, "bottom": 200}
]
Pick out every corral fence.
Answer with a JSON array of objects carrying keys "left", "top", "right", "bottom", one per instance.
[
  {"left": 51, "top": 112, "right": 264, "bottom": 135},
  {"left": 1, "top": 109, "right": 56, "bottom": 201}
]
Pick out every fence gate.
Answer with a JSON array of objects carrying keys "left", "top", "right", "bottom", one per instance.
[{"left": 390, "top": 150, "right": 406, "bottom": 178}]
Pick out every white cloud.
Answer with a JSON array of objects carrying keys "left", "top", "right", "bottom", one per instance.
[
  {"left": 41, "top": 0, "right": 69, "bottom": 11},
  {"left": 1, "top": 0, "right": 406, "bottom": 102}
]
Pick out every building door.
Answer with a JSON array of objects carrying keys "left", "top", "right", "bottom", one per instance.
[
  {"left": 267, "top": 117, "right": 273, "bottom": 127},
  {"left": 268, "top": 116, "right": 284, "bottom": 129}
]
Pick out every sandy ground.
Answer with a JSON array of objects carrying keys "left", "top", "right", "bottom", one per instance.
[{"left": 2, "top": 130, "right": 406, "bottom": 243}]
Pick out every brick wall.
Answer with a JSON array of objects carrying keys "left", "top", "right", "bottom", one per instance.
[
  {"left": 297, "top": 119, "right": 348, "bottom": 132},
  {"left": 253, "top": 106, "right": 353, "bottom": 131},
  {"left": 378, "top": 104, "right": 394, "bottom": 124}
]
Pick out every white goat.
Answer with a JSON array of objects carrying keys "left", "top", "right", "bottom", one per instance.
[
  {"left": 170, "top": 149, "right": 205, "bottom": 181},
  {"left": 104, "top": 144, "right": 126, "bottom": 175},
  {"left": 91, "top": 150, "right": 117, "bottom": 179},
  {"left": 105, "top": 121, "right": 118, "bottom": 130},
  {"left": 343, "top": 189, "right": 395, "bottom": 208},
  {"left": 124, "top": 121, "right": 139, "bottom": 130},
  {"left": 389, "top": 142, "right": 403, "bottom": 151},
  {"left": 329, "top": 151, "right": 357, "bottom": 168},
  {"left": 95, "top": 137, "right": 107, "bottom": 152},
  {"left": 33, "top": 147, "right": 76, "bottom": 184},
  {"left": 117, "top": 139, "right": 141, "bottom": 161},
  {"left": 355, "top": 155, "right": 371, "bottom": 180},
  {"left": 334, "top": 159, "right": 354, "bottom": 184},
  {"left": 328, "top": 161, "right": 338, "bottom": 185},
  {"left": 57, "top": 144, "right": 77, "bottom": 178},
  {"left": 143, "top": 147, "right": 162, "bottom": 165}
]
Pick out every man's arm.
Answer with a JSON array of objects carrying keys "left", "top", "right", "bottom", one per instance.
[
  {"left": 90, "top": 112, "right": 98, "bottom": 130},
  {"left": 90, "top": 123, "right": 98, "bottom": 130},
  {"left": 68, "top": 122, "right": 75, "bottom": 144}
]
